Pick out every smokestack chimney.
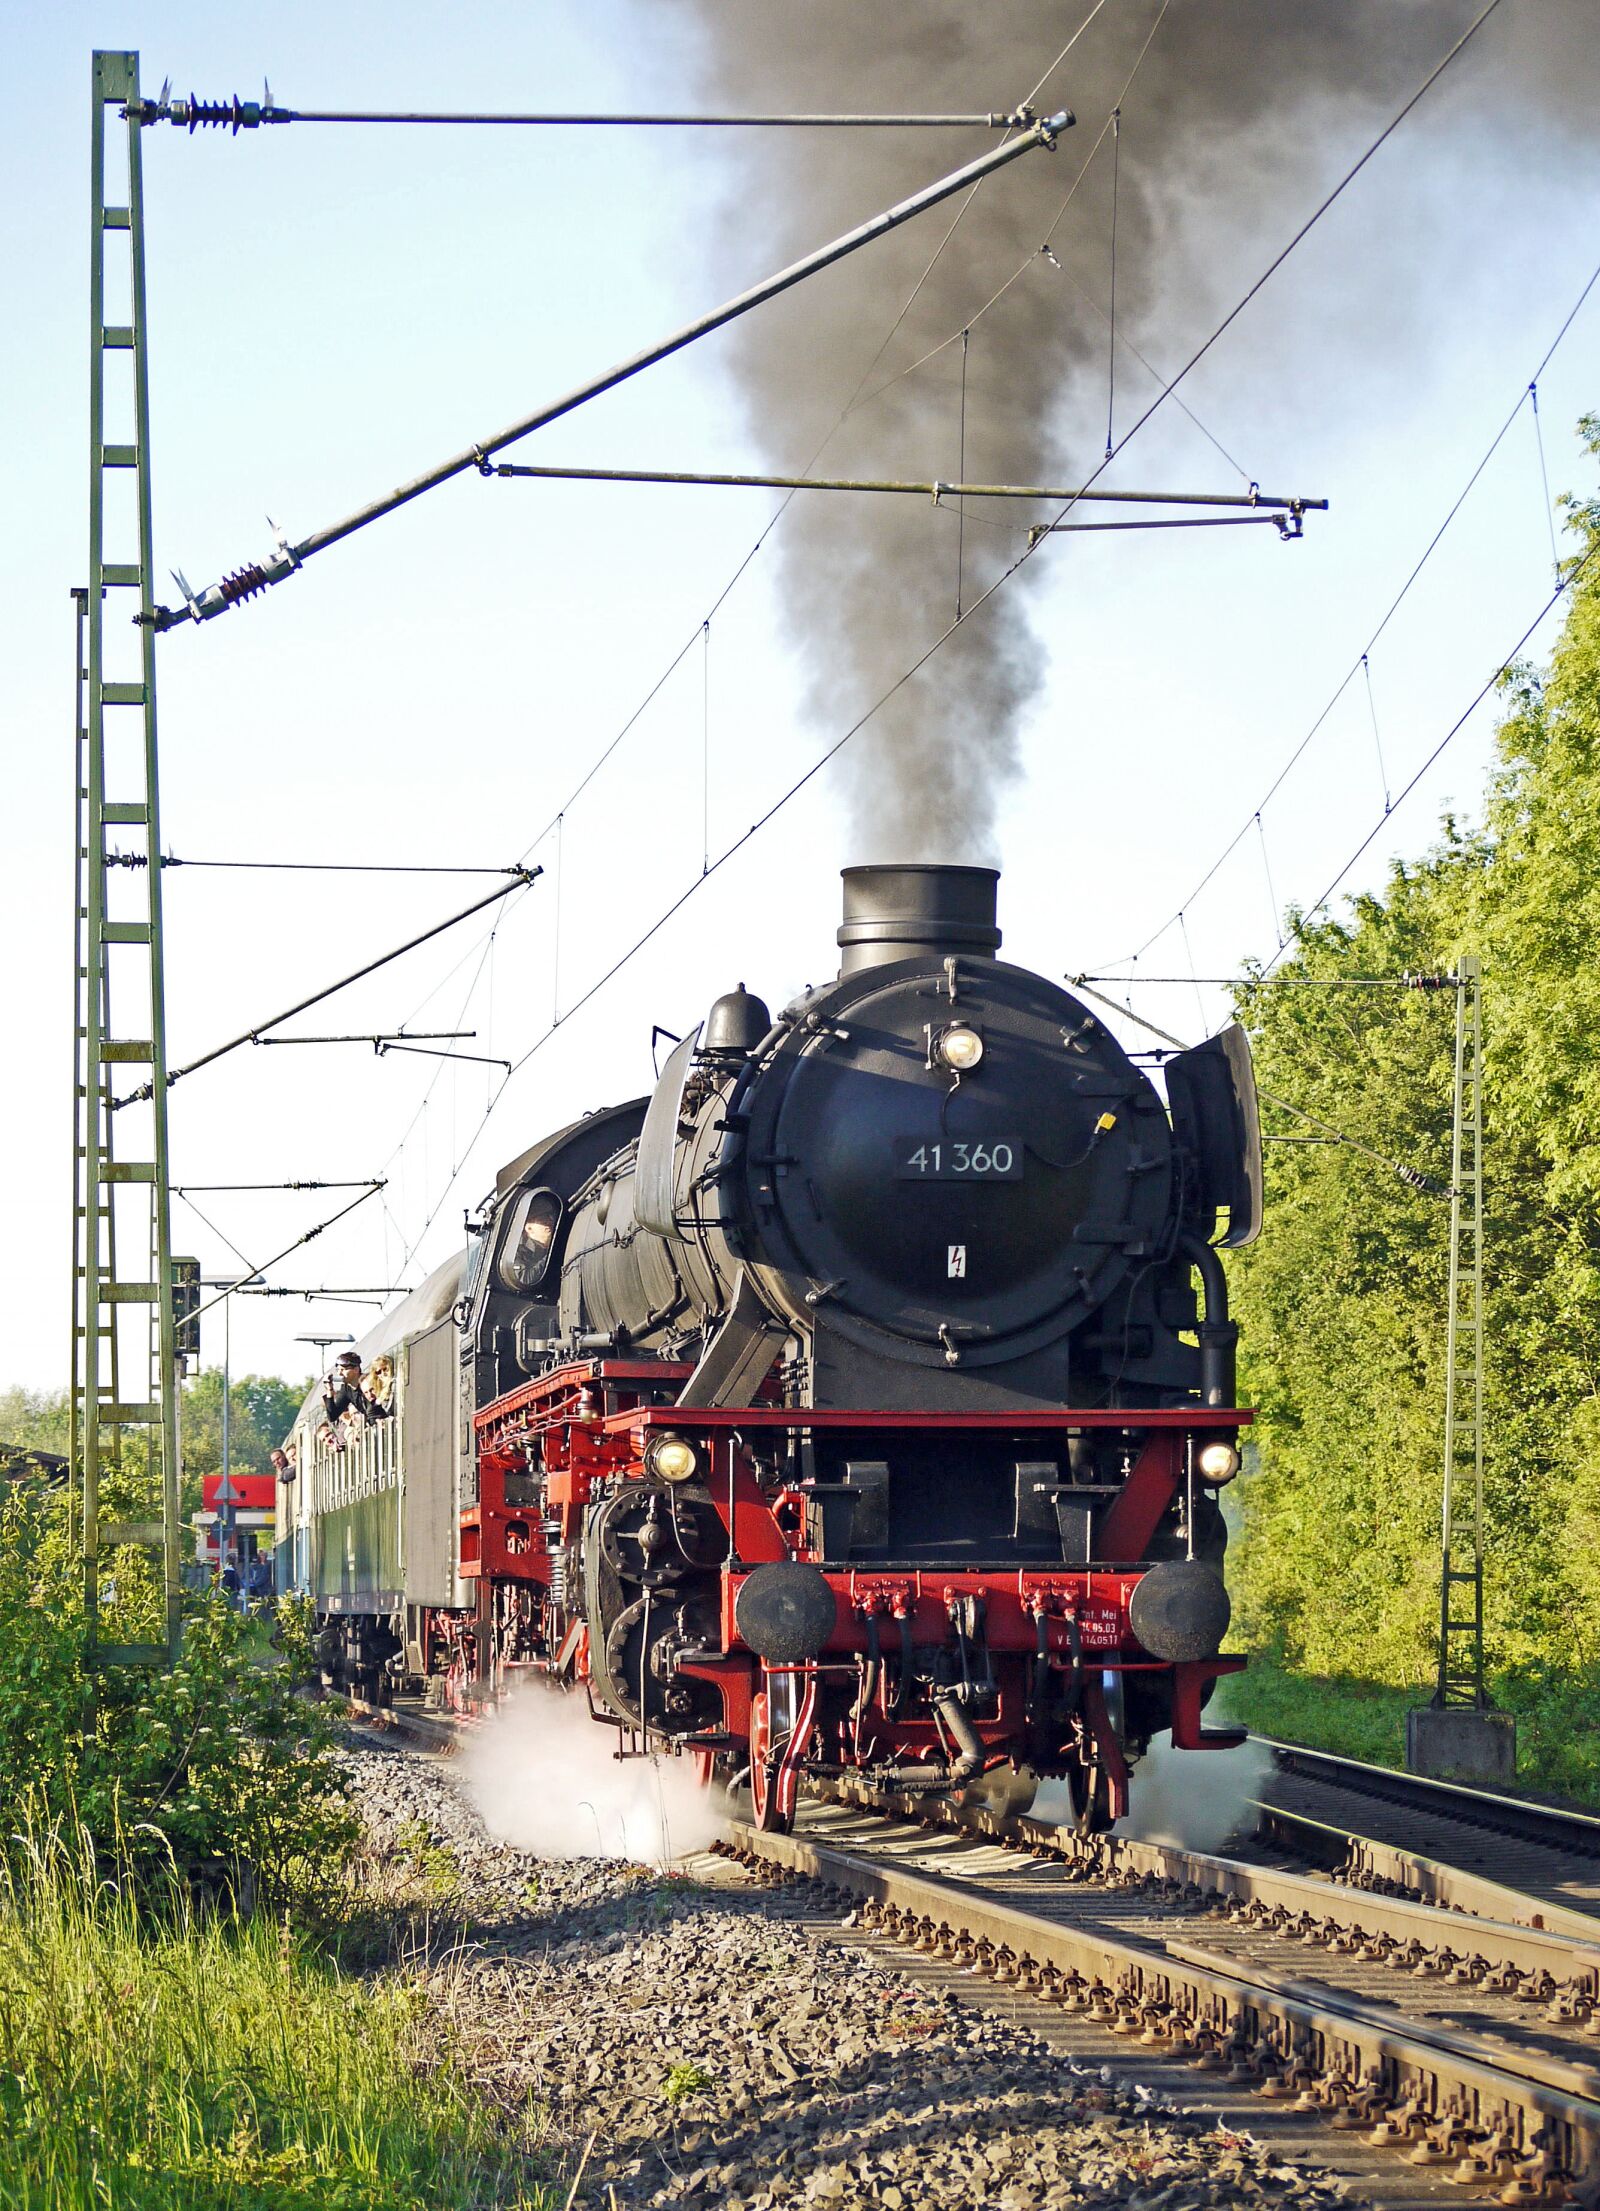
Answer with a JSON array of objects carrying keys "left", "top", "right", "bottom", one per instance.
[{"left": 836, "top": 864, "right": 1001, "bottom": 975}]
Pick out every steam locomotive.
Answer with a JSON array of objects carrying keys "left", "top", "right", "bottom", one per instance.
[{"left": 283, "top": 865, "right": 1261, "bottom": 1832}]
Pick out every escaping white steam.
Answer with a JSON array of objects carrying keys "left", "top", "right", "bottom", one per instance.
[
  {"left": 1029, "top": 1729, "right": 1270, "bottom": 1853},
  {"left": 1113, "top": 1728, "right": 1273, "bottom": 1853},
  {"left": 461, "top": 1684, "right": 725, "bottom": 1866}
]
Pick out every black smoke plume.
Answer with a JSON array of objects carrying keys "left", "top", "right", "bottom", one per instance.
[{"left": 647, "top": 1, "right": 1590, "bottom": 862}]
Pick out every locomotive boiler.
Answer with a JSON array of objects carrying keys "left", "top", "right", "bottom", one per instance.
[{"left": 288, "top": 864, "right": 1261, "bottom": 1832}]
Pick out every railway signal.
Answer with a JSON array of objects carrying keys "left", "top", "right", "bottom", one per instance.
[{"left": 170, "top": 1256, "right": 200, "bottom": 1370}]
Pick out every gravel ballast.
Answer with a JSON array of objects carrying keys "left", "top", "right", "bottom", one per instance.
[{"left": 346, "top": 1735, "right": 1352, "bottom": 2209}]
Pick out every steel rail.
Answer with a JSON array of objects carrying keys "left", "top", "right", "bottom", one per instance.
[
  {"left": 1250, "top": 1793, "right": 1600, "bottom": 1947},
  {"left": 357, "top": 1693, "right": 1600, "bottom": 2184},
  {"left": 729, "top": 1806, "right": 1600, "bottom": 2190},
  {"left": 818, "top": 1774, "right": 1600, "bottom": 1977},
  {"left": 1255, "top": 1739, "right": 1600, "bottom": 1942},
  {"left": 483, "top": 460, "right": 1325, "bottom": 513},
  {"left": 1261, "top": 1737, "right": 1600, "bottom": 1858},
  {"left": 150, "top": 113, "right": 1072, "bottom": 629}
]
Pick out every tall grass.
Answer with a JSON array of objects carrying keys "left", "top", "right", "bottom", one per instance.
[
  {"left": 0, "top": 1823, "right": 556, "bottom": 2210},
  {"left": 1224, "top": 1647, "right": 1600, "bottom": 1807},
  {"left": 1220, "top": 1650, "right": 1414, "bottom": 1770}
]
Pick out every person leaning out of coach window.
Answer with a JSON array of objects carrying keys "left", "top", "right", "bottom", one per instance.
[{"left": 322, "top": 1350, "right": 371, "bottom": 1424}]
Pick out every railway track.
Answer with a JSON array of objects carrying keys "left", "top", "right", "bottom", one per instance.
[
  {"left": 355, "top": 1700, "right": 1600, "bottom": 2198},
  {"left": 717, "top": 1782, "right": 1600, "bottom": 2206},
  {"left": 1255, "top": 1739, "right": 1600, "bottom": 1932}
]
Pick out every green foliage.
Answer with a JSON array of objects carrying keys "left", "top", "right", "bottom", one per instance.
[
  {"left": 0, "top": 1484, "right": 355, "bottom": 1900},
  {"left": 393, "top": 1819, "right": 460, "bottom": 1902},
  {"left": 0, "top": 1387, "right": 71, "bottom": 1462},
  {"left": 661, "top": 2059, "right": 713, "bottom": 2105},
  {"left": 1220, "top": 1649, "right": 1416, "bottom": 1770},
  {"left": 1228, "top": 416, "right": 1600, "bottom": 1796},
  {"left": 0, "top": 1821, "right": 555, "bottom": 2209},
  {"left": 178, "top": 1368, "right": 309, "bottom": 1481},
  {"left": 0, "top": 1370, "right": 307, "bottom": 1486}
]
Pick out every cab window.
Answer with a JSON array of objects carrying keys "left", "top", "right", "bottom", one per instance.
[{"left": 497, "top": 1188, "right": 563, "bottom": 1294}]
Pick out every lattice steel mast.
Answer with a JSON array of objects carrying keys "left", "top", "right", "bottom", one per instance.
[
  {"left": 1433, "top": 955, "right": 1485, "bottom": 1708},
  {"left": 73, "top": 50, "right": 181, "bottom": 1663}
]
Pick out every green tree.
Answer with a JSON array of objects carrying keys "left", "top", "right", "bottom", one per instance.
[
  {"left": 179, "top": 1369, "right": 309, "bottom": 1480},
  {"left": 0, "top": 1385, "right": 71, "bottom": 1461},
  {"left": 1228, "top": 415, "right": 1600, "bottom": 1792},
  {"left": 1, "top": 1371, "right": 308, "bottom": 1484}
]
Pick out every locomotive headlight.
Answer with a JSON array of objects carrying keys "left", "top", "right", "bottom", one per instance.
[
  {"left": 645, "top": 1431, "right": 700, "bottom": 1484},
  {"left": 1196, "top": 1438, "right": 1241, "bottom": 1485},
  {"left": 936, "top": 1024, "right": 985, "bottom": 1073}
]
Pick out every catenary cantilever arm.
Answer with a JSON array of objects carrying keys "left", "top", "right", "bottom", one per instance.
[
  {"left": 150, "top": 110, "right": 1072, "bottom": 631},
  {"left": 113, "top": 869, "right": 538, "bottom": 1104}
]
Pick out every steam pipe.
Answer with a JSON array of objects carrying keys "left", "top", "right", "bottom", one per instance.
[
  {"left": 935, "top": 1691, "right": 987, "bottom": 1785},
  {"left": 852, "top": 1614, "right": 882, "bottom": 1733},
  {"left": 1178, "top": 1231, "right": 1238, "bottom": 1408},
  {"left": 153, "top": 112, "right": 1072, "bottom": 629},
  {"left": 869, "top": 1690, "right": 987, "bottom": 1792}
]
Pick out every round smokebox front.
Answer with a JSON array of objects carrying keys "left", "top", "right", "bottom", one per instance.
[{"left": 745, "top": 960, "right": 1172, "bottom": 1363}]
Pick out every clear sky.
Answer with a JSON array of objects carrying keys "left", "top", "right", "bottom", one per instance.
[{"left": 6, "top": 2, "right": 1597, "bottom": 1397}]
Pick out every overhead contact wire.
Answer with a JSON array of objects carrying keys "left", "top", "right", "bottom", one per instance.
[
  {"left": 1362, "top": 654, "right": 1392, "bottom": 814},
  {"left": 371, "top": 9, "right": 1122, "bottom": 1272},
  {"left": 186, "top": 1184, "right": 388, "bottom": 1329},
  {"left": 1105, "top": 107, "right": 1121, "bottom": 459},
  {"left": 1255, "top": 814, "right": 1283, "bottom": 948},
  {"left": 1262, "top": 536, "right": 1600, "bottom": 978},
  {"left": 1110, "top": 242, "right": 1600, "bottom": 968},
  {"left": 956, "top": 329, "right": 970, "bottom": 619},
  {"left": 1530, "top": 380, "right": 1564, "bottom": 586}
]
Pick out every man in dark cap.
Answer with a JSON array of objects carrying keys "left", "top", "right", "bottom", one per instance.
[{"left": 322, "top": 1350, "right": 371, "bottom": 1425}]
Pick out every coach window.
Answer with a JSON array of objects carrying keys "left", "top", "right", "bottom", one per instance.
[{"left": 497, "top": 1188, "right": 563, "bottom": 1295}]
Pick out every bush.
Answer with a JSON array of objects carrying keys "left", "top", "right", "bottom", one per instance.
[{"left": 0, "top": 1484, "right": 355, "bottom": 1900}]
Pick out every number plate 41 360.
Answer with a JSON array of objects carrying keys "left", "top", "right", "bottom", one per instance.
[{"left": 895, "top": 1137, "right": 1022, "bottom": 1180}]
